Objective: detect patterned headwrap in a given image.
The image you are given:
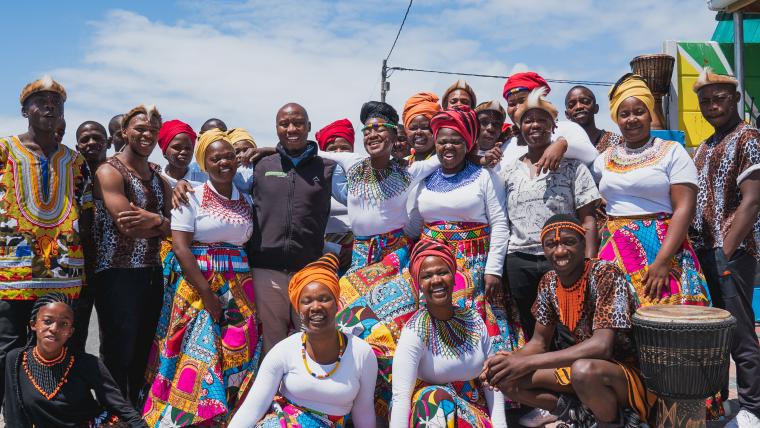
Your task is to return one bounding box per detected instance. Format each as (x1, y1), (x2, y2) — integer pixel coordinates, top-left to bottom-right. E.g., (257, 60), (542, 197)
(227, 128), (257, 149)
(288, 253), (341, 309)
(442, 79), (477, 109)
(195, 129), (232, 172)
(20, 75), (67, 105)
(608, 74), (655, 122)
(315, 119), (354, 151)
(502, 72), (550, 100)
(402, 92), (442, 130)
(540, 214), (586, 244)
(430, 106), (480, 151)
(360, 101), (399, 125)
(692, 66), (739, 93)
(158, 119), (197, 154)
(409, 239), (457, 292)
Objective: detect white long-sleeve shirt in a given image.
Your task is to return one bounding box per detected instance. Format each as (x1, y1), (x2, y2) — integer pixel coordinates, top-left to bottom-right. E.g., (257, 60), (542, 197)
(390, 308), (507, 428)
(319, 152), (440, 237)
(228, 333), (378, 428)
(408, 163), (509, 276)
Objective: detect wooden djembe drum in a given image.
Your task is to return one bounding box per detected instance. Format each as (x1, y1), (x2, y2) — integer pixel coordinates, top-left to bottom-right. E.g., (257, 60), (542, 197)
(633, 305), (735, 428)
(630, 54), (675, 130)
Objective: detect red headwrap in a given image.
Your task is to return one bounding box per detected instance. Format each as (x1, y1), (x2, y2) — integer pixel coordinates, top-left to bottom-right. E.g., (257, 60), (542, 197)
(315, 118), (355, 151)
(409, 239), (457, 292)
(502, 72), (550, 100)
(430, 106), (479, 151)
(158, 119), (197, 154)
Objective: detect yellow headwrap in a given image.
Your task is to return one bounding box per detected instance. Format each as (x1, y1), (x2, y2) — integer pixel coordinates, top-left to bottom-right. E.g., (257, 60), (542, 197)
(608, 75), (655, 122)
(288, 253), (340, 310)
(227, 128), (257, 149)
(195, 129), (232, 172)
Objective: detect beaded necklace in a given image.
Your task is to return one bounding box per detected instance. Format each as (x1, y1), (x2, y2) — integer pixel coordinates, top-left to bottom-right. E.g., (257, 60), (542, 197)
(556, 260), (591, 333)
(22, 346), (75, 400)
(424, 161), (482, 193)
(200, 183), (252, 225)
(301, 331), (346, 379)
(605, 137), (673, 173)
(411, 307), (480, 358)
(346, 158), (411, 202)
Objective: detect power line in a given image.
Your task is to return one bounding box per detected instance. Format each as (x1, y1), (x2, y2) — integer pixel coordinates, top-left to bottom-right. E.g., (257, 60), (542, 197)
(388, 66), (615, 87)
(385, 0), (414, 61)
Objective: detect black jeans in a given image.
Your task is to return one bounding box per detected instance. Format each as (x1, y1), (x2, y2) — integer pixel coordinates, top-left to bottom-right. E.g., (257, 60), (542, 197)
(94, 267), (163, 406)
(0, 300), (34, 409)
(504, 252), (552, 339)
(70, 284), (99, 354)
(698, 248), (760, 417)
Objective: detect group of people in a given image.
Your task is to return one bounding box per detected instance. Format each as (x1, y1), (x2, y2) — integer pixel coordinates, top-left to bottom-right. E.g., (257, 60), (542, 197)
(0, 65), (758, 428)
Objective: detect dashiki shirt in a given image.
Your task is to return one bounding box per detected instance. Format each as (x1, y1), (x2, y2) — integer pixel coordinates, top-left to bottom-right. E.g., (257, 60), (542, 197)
(691, 121), (760, 260)
(0, 136), (92, 300)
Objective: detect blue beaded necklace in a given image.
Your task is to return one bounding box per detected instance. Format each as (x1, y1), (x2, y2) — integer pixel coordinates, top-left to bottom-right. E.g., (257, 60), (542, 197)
(424, 161), (482, 193)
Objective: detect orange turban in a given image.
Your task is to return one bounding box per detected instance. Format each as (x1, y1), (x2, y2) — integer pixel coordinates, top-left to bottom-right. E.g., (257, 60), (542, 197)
(288, 253), (340, 309)
(403, 92), (442, 130)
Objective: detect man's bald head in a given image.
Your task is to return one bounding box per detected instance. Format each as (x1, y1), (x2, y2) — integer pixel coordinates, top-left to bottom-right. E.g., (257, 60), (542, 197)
(276, 103), (311, 154)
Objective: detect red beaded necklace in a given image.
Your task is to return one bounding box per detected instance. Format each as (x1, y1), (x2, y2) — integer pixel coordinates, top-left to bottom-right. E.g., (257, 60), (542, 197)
(556, 261), (590, 333)
(23, 346), (75, 400)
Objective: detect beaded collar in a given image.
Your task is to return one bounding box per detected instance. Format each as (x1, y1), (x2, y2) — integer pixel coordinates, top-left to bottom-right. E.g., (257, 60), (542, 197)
(200, 182), (251, 225)
(22, 346), (75, 400)
(605, 137), (674, 173)
(424, 161), (482, 193)
(409, 307), (481, 358)
(346, 158), (412, 203)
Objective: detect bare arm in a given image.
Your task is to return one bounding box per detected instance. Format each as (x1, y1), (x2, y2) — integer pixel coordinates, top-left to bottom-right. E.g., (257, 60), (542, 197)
(171, 230), (222, 321)
(723, 171), (760, 259)
(643, 183), (696, 299)
(577, 202), (599, 258)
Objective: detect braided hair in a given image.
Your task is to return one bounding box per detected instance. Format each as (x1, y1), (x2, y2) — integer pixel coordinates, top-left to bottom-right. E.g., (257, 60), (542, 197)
(11, 292), (74, 425)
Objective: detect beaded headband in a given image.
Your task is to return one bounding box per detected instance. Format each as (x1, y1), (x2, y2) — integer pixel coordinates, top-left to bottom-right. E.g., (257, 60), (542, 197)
(505, 87), (529, 97)
(540, 221), (586, 243)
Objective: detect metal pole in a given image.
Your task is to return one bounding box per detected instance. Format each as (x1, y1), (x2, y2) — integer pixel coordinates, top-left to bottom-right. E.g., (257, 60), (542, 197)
(381, 60), (388, 102)
(734, 11), (745, 118)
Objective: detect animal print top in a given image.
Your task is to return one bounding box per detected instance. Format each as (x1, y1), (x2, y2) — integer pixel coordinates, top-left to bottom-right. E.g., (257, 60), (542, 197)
(532, 259), (638, 364)
(94, 157), (166, 272)
(594, 130), (623, 154)
(691, 122), (760, 260)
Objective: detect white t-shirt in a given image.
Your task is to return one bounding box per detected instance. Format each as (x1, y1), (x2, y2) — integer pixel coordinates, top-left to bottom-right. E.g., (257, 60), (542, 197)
(160, 170), (203, 189)
(409, 163), (509, 276)
(170, 181), (254, 246)
(228, 333), (378, 428)
(593, 138), (698, 217)
(319, 151), (440, 237)
(495, 121), (598, 174)
(390, 308), (507, 428)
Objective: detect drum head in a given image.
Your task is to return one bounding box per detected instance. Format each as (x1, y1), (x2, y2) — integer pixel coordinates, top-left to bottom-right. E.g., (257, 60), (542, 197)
(634, 305), (731, 324)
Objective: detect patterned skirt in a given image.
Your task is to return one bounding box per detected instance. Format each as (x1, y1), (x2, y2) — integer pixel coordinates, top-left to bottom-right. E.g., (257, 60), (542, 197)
(598, 214), (711, 307)
(337, 228), (417, 417)
(410, 380), (493, 428)
(256, 396), (348, 428)
(142, 243), (263, 427)
(422, 221), (525, 353)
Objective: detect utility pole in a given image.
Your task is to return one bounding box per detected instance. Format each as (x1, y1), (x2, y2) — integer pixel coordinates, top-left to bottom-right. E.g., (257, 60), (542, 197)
(381, 60), (390, 102)
(734, 11), (745, 119)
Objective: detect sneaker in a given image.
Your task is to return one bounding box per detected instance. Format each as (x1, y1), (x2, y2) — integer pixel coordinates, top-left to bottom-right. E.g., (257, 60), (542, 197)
(519, 408), (558, 427)
(725, 409), (760, 428)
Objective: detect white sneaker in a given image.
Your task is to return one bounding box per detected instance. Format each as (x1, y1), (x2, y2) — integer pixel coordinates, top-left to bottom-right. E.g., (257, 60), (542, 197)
(725, 409), (760, 428)
(519, 407), (558, 427)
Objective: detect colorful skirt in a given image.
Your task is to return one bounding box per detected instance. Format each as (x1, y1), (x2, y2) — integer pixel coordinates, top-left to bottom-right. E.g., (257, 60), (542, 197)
(409, 380), (493, 428)
(256, 396), (348, 428)
(337, 229), (416, 417)
(142, 243), (263, 427)
(422, 221), (525, 354)
(599, 215), (711, 307)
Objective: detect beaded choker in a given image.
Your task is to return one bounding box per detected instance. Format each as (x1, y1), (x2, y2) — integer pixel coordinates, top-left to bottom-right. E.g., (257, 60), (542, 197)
(301, 332), (346, 379)
(556, 260), (591, 333)
(411, 307), (480, 358)
(424, 161), (482, 193)
(346, 158), (411, 202)
(23, 346), (75, 400)
(605, 138), (673, 173)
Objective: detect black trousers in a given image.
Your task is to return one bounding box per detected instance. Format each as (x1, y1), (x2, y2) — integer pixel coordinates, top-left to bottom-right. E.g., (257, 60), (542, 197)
(698, 248), (760, 417)
(504, 252), (552, 339)
(94, 267), (163, 406)
(70, 284), (99, 354)
(0, 299), (34, 409)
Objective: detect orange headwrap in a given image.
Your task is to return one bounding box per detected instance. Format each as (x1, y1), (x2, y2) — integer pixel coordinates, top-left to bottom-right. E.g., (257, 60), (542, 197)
(288, 253), (340, 309)
(403, 92), (442, 130)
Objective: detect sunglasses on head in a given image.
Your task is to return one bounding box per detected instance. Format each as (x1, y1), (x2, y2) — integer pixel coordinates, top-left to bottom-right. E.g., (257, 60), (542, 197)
(361, 122), (398, 133)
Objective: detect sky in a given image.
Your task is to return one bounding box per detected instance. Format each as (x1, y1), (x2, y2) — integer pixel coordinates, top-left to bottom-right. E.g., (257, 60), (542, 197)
(1, 0), (718, 163)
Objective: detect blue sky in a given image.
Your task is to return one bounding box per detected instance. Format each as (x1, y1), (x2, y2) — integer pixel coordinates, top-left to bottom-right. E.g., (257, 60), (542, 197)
(2, 0), (717, 160)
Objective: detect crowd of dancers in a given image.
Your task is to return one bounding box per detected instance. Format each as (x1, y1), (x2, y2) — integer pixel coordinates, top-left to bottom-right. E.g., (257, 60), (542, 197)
(0, 67), (758, 428)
